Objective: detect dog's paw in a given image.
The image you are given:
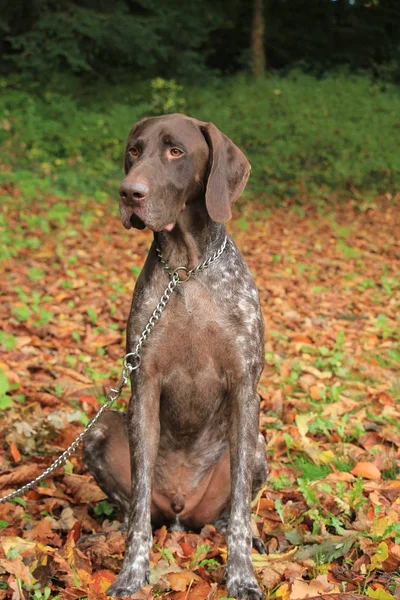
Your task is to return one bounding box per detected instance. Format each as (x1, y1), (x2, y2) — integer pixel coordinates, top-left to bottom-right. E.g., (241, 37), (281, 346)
(106, 569), (149, 598)
(227, 574), (263, 600)
(252, 535), (268, 554)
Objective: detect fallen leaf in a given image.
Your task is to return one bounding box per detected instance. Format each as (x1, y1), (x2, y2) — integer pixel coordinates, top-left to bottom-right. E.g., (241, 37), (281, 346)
(302, 365), (333, 380)
(9, 442), (21, 463)
(0, 462), (51, 490)
(351, 462), (381, 480)
(90, 569), (116, 594)
(173, 580), (212, 600)
(0, 557), (33, 586)
(276, 582), (290, 600)
(63, 474), (106, 503)
(167, 571), (201, 592)
(290, 578), (324, 599)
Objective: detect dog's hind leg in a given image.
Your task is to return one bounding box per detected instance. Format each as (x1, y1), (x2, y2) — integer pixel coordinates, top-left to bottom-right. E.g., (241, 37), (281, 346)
(82, 410), (132, 519)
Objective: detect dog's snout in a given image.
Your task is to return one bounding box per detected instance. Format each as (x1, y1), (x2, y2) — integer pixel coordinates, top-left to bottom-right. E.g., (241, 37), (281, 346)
(119, 180), (149, 204)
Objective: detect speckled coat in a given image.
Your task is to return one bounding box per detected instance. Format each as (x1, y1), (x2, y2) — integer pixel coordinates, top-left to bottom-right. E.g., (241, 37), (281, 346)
(83, 114), (268, 600)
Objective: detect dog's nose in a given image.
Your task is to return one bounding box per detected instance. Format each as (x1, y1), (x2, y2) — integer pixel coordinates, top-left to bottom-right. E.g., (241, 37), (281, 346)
(119, 180), (149, 204)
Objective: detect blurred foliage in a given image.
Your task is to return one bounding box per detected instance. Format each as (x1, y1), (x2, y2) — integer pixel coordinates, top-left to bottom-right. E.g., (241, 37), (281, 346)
(0, 0), (230, 82)
(0, 72), (399, 200)
(0, 0), (399, 82)
(0, 0), (399, 201)
(149, 78), (186, 115)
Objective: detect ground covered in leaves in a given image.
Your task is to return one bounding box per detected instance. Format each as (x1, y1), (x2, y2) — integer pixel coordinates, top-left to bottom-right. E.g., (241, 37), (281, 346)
(0, 191), (399, 600)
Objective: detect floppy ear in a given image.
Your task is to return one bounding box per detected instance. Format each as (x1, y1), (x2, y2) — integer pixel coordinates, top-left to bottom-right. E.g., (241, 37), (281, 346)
(124, 117), (151, 174)
(201, 123), (251, 223)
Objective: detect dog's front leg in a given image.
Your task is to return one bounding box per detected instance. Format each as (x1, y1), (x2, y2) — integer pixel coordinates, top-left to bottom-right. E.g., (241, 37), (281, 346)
(226, 378), (263, 600)
(107, 376), (160, 598)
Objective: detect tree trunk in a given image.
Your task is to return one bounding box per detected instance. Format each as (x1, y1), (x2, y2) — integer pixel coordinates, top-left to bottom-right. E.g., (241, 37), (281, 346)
(251, 0), (266, 77)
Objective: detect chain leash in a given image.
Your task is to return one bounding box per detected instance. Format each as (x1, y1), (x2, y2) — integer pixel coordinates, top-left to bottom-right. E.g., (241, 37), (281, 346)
(0, 236), (228, 504)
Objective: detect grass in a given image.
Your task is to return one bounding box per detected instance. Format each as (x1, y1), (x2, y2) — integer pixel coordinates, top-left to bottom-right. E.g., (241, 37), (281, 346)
(0, 71), (399, 202)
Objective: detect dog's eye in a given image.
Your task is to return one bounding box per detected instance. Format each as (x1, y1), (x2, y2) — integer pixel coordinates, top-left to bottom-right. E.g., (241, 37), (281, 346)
(128, 147), (139, 157)
(170, 148), (183, 157)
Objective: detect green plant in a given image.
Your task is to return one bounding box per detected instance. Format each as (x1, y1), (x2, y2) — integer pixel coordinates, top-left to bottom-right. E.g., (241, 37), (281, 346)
(190, 544), (211, 568)
(1, 73), (399, 202)
(149, 78), (186, 115)
(0, 371), (12, 409)
(0, 332), (16, 350)
(94, 500), (114, 516)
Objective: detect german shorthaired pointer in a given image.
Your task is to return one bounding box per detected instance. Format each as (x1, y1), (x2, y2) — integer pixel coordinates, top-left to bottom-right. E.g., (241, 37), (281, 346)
(83, 114), (268, 599)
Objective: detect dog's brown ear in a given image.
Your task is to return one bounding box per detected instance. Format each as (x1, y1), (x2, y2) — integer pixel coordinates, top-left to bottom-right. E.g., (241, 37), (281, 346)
(201, 123), (251, 223)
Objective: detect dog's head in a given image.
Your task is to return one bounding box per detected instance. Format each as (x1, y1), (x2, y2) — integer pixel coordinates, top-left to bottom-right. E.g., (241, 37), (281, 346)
(119, 113), (251, 232)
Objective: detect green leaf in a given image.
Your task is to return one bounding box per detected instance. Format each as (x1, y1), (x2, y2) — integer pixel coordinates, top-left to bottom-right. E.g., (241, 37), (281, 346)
(0, 395), (13, 409)
(367, 587), (396, 600)
(371, 541), (389, 570)
(296, 534), (357, 561)
(0, 371), (10, 396)
(12, 497), (26, 509)
(285, 529), (304, 545)
(274, 498), (285, 523)
(131, 265), (142, 276)
(94, 500), (114, 516)
(28, 267), (45, 281)
(87, 308), (97, 325)
(190, 543), (210, 568)
(64, 460), (74, 475)
(236, 217), (249, 231)
(12, 305), (31, 322)
(0, 371), (12, 409)
(0, 332), (16, 350)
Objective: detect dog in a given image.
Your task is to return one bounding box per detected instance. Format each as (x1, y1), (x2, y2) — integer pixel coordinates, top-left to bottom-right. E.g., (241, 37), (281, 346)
(83, 113), (268, 600)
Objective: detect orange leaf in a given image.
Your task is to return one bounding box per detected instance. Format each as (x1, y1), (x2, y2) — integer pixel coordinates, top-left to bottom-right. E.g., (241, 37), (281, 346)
(90, 569), (116, 593)
(79, 394), (99, 409)
(9, 442), (21, 463)
(179, 541), (193, 557)
(167, 571), (200, 592)
(291, 335), (313, 344)
(187, 581), (212, 600)
(351, 462), (381, 480)
(309, 384), (323, 400)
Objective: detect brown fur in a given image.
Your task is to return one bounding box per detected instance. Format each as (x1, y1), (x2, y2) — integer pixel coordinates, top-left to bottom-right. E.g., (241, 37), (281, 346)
(83, 114), (267, 600)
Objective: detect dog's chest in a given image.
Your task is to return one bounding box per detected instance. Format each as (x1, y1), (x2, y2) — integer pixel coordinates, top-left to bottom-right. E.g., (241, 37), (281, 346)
(150, 281), (234, 371)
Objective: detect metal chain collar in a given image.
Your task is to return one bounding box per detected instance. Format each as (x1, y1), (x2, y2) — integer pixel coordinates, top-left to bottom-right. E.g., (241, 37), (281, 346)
(0, 236), (228, 503)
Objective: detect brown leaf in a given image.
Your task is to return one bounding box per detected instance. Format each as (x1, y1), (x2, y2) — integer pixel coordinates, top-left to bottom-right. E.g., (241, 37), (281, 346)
(301, 365), (332, 380)
(7, 577), (26, 600)
(290, 578), (325, 599)
(262, 561), (291, 589)
(53, 366), (92, 384)
(24, 517), (62, 546)
(0, 462), (51, 490)
(0, 557), (33, 586)
(63, 474), (106, 503)
(171, 580), (212, 600)
(59, 507), (79, 530)
(325, 472), (355, 483)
